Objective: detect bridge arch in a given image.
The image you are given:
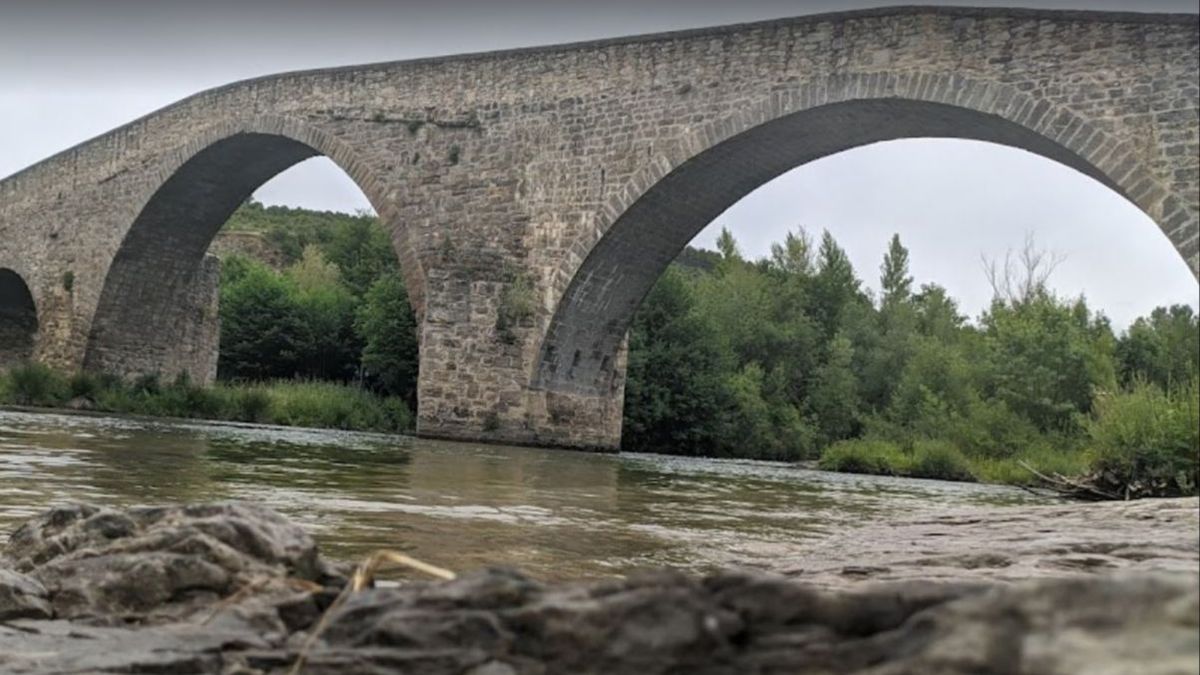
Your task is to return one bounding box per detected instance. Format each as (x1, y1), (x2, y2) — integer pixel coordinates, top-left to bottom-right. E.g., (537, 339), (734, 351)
(82, 115), (425, 382)
(0, 268), (38, 369)
(533, 72), (1195, 398)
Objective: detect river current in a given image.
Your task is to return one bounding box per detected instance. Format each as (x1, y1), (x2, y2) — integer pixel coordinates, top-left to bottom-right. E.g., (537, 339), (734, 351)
(0, 409), (1051, 581)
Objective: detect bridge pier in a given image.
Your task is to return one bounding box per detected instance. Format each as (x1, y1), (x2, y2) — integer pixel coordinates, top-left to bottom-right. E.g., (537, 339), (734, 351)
(413, 267), (627, 451)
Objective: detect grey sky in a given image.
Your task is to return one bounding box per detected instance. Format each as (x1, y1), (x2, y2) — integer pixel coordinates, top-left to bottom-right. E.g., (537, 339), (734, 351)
(2, 0), (1197, 326)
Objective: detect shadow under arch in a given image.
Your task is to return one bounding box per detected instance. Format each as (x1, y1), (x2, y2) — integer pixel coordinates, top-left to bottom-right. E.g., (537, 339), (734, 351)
(82, 115), (425, 382)
(0, 268), (38, 368)
(534, 76), (1193, 399)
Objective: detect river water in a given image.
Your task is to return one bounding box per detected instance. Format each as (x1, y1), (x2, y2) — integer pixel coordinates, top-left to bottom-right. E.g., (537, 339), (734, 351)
(0, 409), (1053, 581)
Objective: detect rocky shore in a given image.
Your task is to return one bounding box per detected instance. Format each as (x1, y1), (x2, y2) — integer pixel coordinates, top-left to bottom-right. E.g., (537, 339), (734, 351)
(1, 500), (1197, 674)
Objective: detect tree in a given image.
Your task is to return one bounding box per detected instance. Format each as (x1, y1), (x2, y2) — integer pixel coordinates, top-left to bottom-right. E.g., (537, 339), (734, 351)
(981, 293), (1116, 432)
(879, 233), (913, 307)
(769, 228), (815, 278)
(807, 333), (861, 444)
(622, 268), (734, 455)
(912, 284), (965, 342)
(811, 230), (863, 340)
(323, 214), (400, 298)
(859, 234), (917, 411)
(355, 273), (420, 403)
(1117, 304), (1200, 390)
(715, 227), (742, 268)
(982, 232), (1065, 306)
(218, 259), (305, 380)
(286, 247), (359, 381)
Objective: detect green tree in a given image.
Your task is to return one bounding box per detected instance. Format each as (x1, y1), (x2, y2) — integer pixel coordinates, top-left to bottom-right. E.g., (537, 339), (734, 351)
(715, 226), (742, 266)
(808, 333), (861, 444)
(286, 247), (360, 381)
(858, 234), (918, 411)
(355, 273), (420, 402)
(622, 268), (734, 455)
(1117, 304), (1200, 389)
(323, 213), (400, 297)
(768, 228), (815, 277)
(218, 258), (304, 380)
(811, 230), (864, 340)
(981, 293), (1116, 432)
(879, 233), (913, 307)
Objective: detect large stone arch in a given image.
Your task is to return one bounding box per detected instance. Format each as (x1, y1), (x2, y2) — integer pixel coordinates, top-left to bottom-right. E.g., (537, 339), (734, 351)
(0, 268), (38, 369)
(533, 72), (1196, 401)
(82, 115), (426, 383)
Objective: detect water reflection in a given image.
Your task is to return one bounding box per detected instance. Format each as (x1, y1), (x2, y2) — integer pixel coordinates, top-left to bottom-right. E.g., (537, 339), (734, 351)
(0, 410), (1050, 580)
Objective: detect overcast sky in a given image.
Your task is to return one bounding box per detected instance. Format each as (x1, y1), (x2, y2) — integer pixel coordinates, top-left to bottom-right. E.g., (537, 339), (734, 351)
(2, 1), (1197, 327)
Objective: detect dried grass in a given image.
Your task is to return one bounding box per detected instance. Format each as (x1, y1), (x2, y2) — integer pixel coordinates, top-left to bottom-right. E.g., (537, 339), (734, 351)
(287, 550), (456, 675)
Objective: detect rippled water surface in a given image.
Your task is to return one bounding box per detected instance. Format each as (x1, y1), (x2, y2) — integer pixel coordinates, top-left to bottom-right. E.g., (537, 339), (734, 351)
(0, 410), (1051, 580)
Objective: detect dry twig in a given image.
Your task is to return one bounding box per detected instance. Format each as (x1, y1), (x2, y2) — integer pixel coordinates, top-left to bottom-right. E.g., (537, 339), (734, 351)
(287, 550), (456, 675)
(1017, 460), (1122, 501)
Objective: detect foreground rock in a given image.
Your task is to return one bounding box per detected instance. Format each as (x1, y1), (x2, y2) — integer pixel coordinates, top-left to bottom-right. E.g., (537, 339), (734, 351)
(1, 502), (1196, 675)
(2, 502), (338, 623)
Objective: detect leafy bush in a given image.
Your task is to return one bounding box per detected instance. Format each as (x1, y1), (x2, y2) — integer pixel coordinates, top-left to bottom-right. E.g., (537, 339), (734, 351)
(3, 363), (68, 406)
(1085, 379), (1199, 497)
(907, 440), (975, 482)
(265, 380), (413, 432)
(819, 439), (908, 475)
(970, 442), (1088, 486)
(496, 269), (537, 344)
(68, 372), (102, 400)
(230, 388), (272, 423)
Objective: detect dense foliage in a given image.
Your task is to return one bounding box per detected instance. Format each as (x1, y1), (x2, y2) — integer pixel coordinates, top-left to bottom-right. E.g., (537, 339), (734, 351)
(624, 226), (1199, 492)
(217, 201), (419, 406)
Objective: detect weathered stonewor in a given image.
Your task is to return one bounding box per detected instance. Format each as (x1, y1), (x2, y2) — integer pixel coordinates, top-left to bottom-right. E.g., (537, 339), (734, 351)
(0, 7), (1196, 449)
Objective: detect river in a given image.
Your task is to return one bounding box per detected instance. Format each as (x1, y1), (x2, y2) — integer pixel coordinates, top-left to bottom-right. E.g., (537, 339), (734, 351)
(0, 409), (1074, 582)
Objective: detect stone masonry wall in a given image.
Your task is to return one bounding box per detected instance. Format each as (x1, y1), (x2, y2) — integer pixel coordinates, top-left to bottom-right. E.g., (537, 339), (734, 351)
(0, 7), (1195, 449)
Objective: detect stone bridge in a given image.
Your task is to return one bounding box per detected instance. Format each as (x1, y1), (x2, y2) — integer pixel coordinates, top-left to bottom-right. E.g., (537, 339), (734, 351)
(1, 6), (1197, 449)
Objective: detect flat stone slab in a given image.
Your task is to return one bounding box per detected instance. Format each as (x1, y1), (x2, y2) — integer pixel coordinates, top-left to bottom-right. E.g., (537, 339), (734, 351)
(778, 496), (1200, 589)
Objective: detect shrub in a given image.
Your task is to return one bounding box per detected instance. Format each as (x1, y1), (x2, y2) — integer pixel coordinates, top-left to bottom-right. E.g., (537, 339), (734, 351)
(3, 363), (68, 406)
(907, 440), (975, 482)
(1085, 379), (1199, 497)
(263, 380), (413, 432)
(496, 269), (537, 343)
(68, 372), (102, 400)
(819, 439), (908, 475)
(970, 444), (1088, 486)
(230, 387), (273, 423)
(380, 396), (416, 432)
(131, 373), (162, 395)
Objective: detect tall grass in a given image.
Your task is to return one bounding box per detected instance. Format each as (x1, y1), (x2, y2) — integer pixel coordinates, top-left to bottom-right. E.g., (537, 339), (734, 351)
(819, 438), (976, 482)
(819, 435), (1090, 486)
(0, 364), (414, 434)
(818, 439), (908, 476)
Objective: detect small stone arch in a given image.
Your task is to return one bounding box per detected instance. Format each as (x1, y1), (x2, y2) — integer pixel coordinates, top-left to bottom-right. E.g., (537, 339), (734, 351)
(82, 115), (425, 382)
(0, 268), (38, 368)
(534, 72), (1196, 397)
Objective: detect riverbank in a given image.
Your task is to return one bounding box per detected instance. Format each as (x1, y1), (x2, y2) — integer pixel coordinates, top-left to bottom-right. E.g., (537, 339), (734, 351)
(1, 500), (1195, 674)
(0, 364), (413, 433)
(3, 362), (1196, 495)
